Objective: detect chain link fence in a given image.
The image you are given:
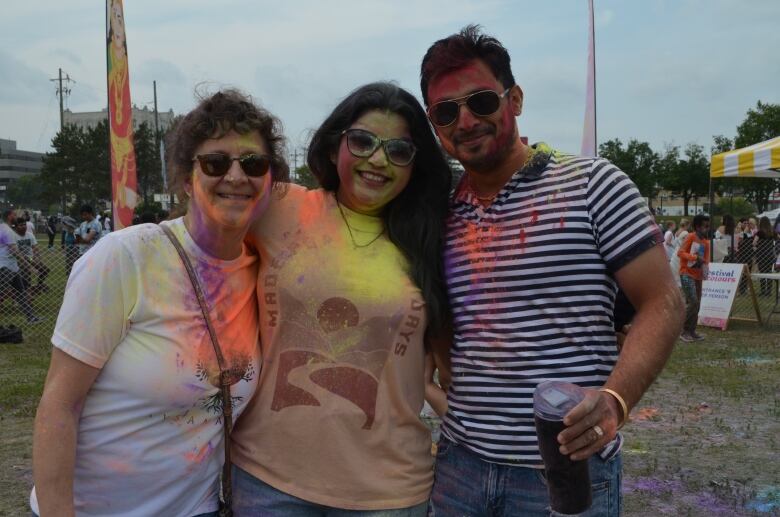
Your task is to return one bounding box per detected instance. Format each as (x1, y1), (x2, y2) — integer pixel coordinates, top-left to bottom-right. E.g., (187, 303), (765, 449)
(3, 231), (778, 346)
(0, 234), (72, 344)
(724, 237), (780, 327)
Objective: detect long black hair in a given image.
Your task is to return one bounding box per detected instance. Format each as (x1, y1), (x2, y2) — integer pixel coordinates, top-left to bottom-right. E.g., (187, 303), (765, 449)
(307, 82), (452, 334)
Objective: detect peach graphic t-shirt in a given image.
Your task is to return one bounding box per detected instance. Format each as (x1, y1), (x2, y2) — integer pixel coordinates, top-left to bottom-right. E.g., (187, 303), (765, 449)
(233, 186), (432, 510)
(30, 218), (260, 517)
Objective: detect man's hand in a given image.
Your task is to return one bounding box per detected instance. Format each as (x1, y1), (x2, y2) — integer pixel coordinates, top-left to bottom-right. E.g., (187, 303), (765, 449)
(557, 389), (622, 461)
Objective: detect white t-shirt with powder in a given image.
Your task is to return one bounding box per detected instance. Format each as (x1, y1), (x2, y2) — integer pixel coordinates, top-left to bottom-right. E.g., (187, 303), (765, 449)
(30, 218), (261, 516)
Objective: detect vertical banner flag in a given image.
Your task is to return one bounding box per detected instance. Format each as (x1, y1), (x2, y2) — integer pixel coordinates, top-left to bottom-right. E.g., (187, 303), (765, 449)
(106, 0), (138, 230)
(580, 0), (597, 157)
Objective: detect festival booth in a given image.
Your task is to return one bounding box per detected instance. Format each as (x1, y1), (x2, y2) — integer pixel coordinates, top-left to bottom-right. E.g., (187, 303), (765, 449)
(702, 136), (780, 328)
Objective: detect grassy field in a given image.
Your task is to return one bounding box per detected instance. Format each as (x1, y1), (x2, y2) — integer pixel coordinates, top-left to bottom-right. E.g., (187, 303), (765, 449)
(2, 323), (777, 516)
(1, 246), (778, 515)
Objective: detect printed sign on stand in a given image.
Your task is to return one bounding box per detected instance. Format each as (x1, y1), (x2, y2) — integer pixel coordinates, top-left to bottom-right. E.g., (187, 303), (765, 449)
(698, 263), (744, 330)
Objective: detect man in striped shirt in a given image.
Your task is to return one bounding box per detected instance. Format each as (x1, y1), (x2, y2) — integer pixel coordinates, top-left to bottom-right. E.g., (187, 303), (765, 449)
(421, 25), (684, 516)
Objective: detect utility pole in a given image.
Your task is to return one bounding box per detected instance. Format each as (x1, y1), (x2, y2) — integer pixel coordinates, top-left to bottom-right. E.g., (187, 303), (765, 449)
(153, 81), (173, 212)
(290, 148), (301, 183)
(50, 68), (75, 131)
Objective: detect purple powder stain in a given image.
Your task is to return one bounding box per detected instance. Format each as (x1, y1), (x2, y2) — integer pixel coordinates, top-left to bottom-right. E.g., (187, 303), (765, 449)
(624, 477), (683, 493)
(183, 383), (206, 393)
(297, 274), (305, 284)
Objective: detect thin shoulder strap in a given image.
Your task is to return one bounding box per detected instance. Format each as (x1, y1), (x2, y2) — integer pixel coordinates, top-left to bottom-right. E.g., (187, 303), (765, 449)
(160, 223), (233, 515)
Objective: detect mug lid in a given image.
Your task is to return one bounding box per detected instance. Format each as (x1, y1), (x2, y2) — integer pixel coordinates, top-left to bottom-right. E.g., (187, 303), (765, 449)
(533, 380), (585, 421)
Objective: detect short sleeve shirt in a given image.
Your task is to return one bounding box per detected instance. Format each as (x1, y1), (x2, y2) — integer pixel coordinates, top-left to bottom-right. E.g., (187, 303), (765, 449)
(30, 218), (261, 516)
(232, 186), (433, 510)
(0, 223), (19, 272)
(77, 218), (103, 255)
(15, 230), (37, 258)
(441, 144), (662, 466)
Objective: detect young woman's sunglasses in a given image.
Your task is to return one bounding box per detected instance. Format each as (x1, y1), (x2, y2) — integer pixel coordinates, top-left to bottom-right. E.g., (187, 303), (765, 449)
(341, 128), (417, 167)
(193, 153), (271, 177)
(427, 87), (513, 127)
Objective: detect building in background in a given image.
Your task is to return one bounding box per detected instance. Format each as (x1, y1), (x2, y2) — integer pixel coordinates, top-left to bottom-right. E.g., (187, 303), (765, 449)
(64, 105), (175, 132)
(0, 139), (44, 204)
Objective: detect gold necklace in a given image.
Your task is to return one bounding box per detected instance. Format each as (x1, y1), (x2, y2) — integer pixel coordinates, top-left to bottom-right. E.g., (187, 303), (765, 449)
(466, 174), (502, 203)
(335, 197), (385, 248)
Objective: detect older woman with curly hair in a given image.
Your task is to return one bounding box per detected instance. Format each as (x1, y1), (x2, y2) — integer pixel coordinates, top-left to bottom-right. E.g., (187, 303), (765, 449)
(31, 89), (288, 517)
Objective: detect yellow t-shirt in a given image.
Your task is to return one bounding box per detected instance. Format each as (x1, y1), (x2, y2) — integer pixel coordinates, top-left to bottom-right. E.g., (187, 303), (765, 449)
(232, 186), (433, 510)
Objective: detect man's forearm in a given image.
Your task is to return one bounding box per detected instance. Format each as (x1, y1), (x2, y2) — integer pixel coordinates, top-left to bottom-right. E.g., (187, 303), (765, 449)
(604, 290), (684, 415)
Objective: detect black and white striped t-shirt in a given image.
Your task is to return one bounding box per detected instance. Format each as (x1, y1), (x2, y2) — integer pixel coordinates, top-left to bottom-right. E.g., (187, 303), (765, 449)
(441, 143), (662, 467)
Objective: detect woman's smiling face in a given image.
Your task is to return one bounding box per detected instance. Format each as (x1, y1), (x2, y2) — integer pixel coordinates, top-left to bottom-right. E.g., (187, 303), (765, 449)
(333, 110), (413, 216)
(187, 130), (272, 231)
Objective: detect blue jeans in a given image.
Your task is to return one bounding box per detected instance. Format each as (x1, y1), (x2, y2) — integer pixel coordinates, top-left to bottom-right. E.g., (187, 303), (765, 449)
(429, 437), (622, 517)
(232, 465), (428, 517)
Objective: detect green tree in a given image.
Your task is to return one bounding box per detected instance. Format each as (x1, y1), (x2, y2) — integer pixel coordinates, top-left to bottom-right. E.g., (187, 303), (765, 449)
(599, 139), (659, 207)
(81, 120), (111, 203)
(6, 174), (45, 209)
(292, 165), (319, 189)
(715, 196), (755, 219)
(732, 101), (780, 212)
(659, 143), (710, 216)
(134, 121), (163, 202)
(39, 124), (88, 213)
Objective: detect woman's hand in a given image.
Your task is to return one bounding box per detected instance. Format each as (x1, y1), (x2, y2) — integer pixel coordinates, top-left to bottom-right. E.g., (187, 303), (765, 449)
(424, 352), (448, 417)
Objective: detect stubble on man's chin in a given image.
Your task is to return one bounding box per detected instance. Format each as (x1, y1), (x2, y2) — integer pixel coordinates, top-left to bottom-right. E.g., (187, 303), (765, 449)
(455, 123), (519, 175)
(457, 141), (515, 175)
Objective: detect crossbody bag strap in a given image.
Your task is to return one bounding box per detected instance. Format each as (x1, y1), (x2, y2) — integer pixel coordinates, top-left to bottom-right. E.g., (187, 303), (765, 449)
(160, 224), (233, 515)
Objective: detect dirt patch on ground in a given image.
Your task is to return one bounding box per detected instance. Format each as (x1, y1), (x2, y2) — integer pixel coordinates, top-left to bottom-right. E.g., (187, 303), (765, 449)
(621, 323), (780, 516)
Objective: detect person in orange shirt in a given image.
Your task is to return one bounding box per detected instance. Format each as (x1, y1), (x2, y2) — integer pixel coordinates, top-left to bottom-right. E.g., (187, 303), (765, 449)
(677, 214), (711, 342)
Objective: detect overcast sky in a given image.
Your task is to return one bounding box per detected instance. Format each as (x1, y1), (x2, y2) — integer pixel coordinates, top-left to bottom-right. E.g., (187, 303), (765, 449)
(1, 0), (778, 160)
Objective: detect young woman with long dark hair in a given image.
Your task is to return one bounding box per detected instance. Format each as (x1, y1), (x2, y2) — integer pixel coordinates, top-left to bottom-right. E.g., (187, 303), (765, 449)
(232, 82), (452, 515)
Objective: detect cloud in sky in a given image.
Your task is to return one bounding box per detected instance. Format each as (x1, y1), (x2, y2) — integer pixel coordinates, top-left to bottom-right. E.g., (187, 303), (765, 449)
(1, 0), (778, 156)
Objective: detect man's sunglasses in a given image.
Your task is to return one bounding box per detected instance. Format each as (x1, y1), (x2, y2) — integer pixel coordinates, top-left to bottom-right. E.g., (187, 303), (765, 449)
(342, 128), (417, 167)
(193, 153), (272, 177)
(427, 87), (513, 127)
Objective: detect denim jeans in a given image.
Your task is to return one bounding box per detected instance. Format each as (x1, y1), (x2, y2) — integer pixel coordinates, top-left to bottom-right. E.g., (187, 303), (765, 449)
(232, 465), (428, 517)
(680, 274), (702, 334)
(429, 437), (622, 517)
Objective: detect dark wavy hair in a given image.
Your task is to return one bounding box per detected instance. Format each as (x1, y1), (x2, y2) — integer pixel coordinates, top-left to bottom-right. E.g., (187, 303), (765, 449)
(420, 24), (516, 106)
(307, 82), (452, 333)
(166, 89), (289, 211)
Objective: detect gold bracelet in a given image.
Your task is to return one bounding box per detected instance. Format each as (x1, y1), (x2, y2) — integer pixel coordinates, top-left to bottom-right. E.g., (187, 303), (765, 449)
(599, 388), (629, 429)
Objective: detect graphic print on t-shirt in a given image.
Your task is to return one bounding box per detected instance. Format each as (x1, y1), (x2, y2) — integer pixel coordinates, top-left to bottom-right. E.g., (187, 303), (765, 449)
(195, 352), (256, 418)
(269, 288), (406, 430)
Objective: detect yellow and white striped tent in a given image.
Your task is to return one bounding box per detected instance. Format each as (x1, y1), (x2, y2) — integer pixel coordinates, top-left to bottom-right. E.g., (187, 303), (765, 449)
(710, 136), (780, 178)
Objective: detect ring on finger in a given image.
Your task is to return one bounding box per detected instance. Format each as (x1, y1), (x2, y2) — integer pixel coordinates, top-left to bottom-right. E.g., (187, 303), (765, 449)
(592, 425), (604, 439)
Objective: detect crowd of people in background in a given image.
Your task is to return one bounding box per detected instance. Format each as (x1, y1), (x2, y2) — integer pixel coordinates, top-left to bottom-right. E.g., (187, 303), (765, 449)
(660, 211), (780, 343)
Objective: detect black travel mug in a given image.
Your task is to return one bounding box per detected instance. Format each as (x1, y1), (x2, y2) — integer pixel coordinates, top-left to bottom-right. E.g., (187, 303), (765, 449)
(533, 380), (593, 515)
